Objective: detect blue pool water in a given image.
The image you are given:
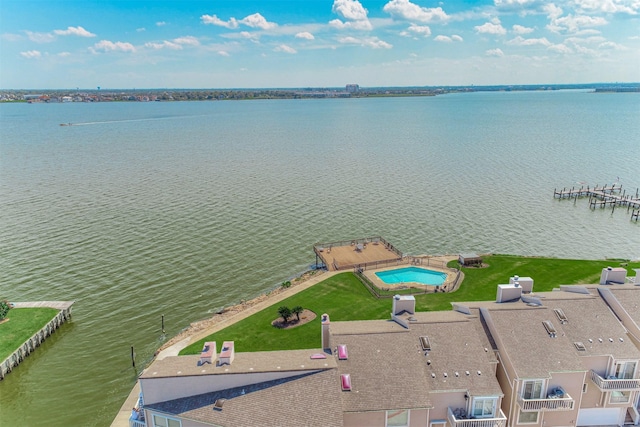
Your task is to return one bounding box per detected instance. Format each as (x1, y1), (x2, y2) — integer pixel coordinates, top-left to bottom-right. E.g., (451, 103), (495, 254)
(375, 267), (447, 286)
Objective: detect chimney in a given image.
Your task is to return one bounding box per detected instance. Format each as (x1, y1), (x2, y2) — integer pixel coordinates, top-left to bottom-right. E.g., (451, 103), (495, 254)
(218, 341), (235, 365)
(321, 314), (331, 351)
(496, 283), (522, 303)
(392, 295), (415, 315)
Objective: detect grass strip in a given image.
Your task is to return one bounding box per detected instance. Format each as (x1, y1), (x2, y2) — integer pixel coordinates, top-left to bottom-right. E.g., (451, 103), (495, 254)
(181, 255), (638, 355)
(0, 308), (60, 362)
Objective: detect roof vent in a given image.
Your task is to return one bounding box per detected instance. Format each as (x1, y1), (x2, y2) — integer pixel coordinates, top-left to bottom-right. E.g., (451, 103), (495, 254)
(543, 320), (557, 337)
(598, 338), (603, 343)
(431, 373), (436, 378)
(444, 372), (448, 378)
(574, 342), (586, 351)
(465, 371), (470, 376)
(554, 308), (568, 324)
(419, 336), (432, 351)
(477, 371), (482, 376)
(588, 338), (593, 343)
(426, 359), (431, 365)
(609, 338), (614, 342)
(341, 374), (352, 391)
(338, 344), (348, 360)
(213, 399), (226, 411)
(455, 372), (459, 377)
(620, 337), (624, 342)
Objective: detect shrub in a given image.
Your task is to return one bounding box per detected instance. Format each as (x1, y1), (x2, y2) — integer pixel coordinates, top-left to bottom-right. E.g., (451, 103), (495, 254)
(0, 300), (12, 321)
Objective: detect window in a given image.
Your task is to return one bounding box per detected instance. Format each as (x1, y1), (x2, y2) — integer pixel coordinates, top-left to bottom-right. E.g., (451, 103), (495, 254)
(522, 380), (544, 399)
(518, 410), (538, 424)
(610, 390), (631, 404)
(614, 361), (636, 379)
(582, 383), (588, 393)
(153, 414), (181, 427)
(472, 397), (497, 418)
(386, 409), (409, 427)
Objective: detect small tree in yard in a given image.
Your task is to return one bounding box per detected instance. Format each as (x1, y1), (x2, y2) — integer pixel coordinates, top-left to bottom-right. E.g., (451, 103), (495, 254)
(292, 306), (304, 322)
(278, 306), (292, 324)
(0, 300), (12, 321)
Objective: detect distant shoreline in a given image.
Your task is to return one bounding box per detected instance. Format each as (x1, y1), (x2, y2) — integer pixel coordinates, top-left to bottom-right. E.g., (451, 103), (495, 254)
(1, 83), (638, 103)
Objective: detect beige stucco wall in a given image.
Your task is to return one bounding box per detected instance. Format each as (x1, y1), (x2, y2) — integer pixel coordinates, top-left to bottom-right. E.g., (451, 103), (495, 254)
(342, 408), (429, 427)
(343, 410), (385, 426)
(428, 392), (466, 421)
(540, 371), (584, 427)
(579, 355), (609, 408)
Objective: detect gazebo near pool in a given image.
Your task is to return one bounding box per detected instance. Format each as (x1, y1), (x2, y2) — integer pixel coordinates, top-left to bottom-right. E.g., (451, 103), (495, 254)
(313, 237), (403, 271)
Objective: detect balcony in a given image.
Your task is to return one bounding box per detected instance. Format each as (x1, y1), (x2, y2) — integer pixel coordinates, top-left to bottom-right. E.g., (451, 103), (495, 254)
(517, 393), (574, 411)
(447, 407), (507, 427)
(590, 370), (640, 391)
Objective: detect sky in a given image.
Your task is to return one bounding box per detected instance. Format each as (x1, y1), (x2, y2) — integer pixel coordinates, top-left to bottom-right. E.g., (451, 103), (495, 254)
(1, 0), (639, 89)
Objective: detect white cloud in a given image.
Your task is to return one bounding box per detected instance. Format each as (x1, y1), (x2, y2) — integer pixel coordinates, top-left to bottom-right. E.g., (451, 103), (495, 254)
(201, 13), (276, 30)
(383, 0), (449, 23)
(295, 32), (315, 40)
(330, 0), (372, 30)
(240, 13), (277, 30)
(543, 3), (563, 20)
(156, 21), (166, 27)
(174, 36), (199, 46)
(506, 36), (551, 46)
(599, 41), (626, 50)
(547, 14), (608, 33)
(274, 44), (297, 54)
(218, 50), (230, 56)
(201, 14), (239, 29)
(512, 24), (534, 34)
(145, 41), (182, 50)
(329, 19), (373, 30)
(91, 40), (136, 53)
(53, 26), (96, 37)
(332, 0), (369, 21)
(475, 21), (507, 35)
(548, 43), (573, 53)
(20, 50), (42, 59)
(58, 52), (71, 57)
(434, 35), (452, 42)
(25, 31), (55, 43)
(573, 0), (639, 15)
(434, 34), (464, 42)
(338, 36), (393, 49)
(406, 24), (432, 37)
(136, 28), (146, 32)
(485, 48), (505, 56)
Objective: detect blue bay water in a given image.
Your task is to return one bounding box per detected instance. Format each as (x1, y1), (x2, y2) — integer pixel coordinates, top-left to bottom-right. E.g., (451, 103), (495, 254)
(0, 90), (639, 426)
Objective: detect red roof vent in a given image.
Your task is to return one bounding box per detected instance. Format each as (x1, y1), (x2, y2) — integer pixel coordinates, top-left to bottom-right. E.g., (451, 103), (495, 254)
(341, 374), (352, 391)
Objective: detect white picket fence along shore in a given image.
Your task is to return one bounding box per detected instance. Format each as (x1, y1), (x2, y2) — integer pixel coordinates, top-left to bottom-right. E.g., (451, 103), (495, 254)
(0, 301), (74, 380)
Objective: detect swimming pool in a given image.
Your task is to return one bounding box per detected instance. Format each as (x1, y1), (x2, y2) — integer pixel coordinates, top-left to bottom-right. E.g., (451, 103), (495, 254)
(375, 267), (447, 286)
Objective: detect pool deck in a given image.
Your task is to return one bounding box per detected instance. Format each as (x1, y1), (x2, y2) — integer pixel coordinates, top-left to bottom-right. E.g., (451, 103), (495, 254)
(363, 262), (457, 291)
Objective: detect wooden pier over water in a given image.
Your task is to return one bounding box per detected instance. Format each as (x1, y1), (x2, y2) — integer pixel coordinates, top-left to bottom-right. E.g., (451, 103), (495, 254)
(553, 184), (640, 221)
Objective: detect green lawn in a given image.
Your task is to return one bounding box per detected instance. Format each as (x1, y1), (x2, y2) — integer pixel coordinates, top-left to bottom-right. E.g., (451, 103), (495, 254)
(0, 308), (60, 362)
(180, 255), (639, 355)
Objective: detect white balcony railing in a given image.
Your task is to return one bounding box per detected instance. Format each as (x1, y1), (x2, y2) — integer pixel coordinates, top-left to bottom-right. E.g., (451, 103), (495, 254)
(447, 407), (507, 427)
(590, 370), (640, 391)
(517, 394), (574, 411)
(129, 420), (145, 427)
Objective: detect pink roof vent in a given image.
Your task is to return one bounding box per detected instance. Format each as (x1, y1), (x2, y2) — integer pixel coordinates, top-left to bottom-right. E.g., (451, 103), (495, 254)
(341, 374), (352, 391)
(338, 344), (348, 360)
